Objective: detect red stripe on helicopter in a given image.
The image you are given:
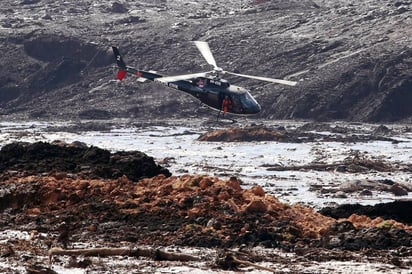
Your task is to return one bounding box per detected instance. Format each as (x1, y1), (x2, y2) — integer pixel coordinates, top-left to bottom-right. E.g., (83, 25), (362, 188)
(136, 71), (142, 77)
(117, 70), (127, 80)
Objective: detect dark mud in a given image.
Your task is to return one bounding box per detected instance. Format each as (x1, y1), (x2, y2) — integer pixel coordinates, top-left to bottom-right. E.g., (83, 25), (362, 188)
(0, 141), (171, 181)
(320, 201), (412, 226)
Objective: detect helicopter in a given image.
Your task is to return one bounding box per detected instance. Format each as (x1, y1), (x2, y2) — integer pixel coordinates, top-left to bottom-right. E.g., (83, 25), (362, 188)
(112, 41), (297, 119)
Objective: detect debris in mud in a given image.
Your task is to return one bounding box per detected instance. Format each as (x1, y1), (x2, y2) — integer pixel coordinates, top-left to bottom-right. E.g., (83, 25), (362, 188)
(264, 150), (412, 173)
(320, 201), (412, 225)
(0, 141), (411, 272)
(319, 217), (412, 250)
(318, 179), (412, 198)
(0, 173), (335, 246)
(2, 172), (411, 250)
(0, 142), (411, 250)
(197, 125), (294, 142)
(48, 246), (200, 262)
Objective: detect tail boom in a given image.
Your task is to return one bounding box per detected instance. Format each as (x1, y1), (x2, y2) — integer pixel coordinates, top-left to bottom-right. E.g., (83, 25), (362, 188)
(112, 46), (162, 81)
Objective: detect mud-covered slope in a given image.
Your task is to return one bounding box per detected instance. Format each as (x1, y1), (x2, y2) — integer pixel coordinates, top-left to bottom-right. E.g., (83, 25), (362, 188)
(0, 0), (411, 122)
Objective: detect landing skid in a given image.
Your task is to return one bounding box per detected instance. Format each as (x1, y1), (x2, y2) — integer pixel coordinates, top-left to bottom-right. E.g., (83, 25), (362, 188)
(204, 116), (236, 125)
(216, 111), (236, 124)
(218, 118), (237, 124)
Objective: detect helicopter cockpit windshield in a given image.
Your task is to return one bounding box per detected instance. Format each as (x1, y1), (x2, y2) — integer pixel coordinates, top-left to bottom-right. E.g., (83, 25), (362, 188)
(239, 91), (261, 114)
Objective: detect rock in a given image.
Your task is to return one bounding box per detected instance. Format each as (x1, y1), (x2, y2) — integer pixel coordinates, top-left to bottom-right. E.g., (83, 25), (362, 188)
(109, 2), (128, 13)
(217, 190), (230, 201)
(206, 218), (217, 227)
(42, 14), (52, 20)
(244, 199), (267, 213)
(0, 245), (15, 258)
(320, 201), (412, 225)
(373, 125), (392, 136)
(329, 221), (356, 233)
(334, 191), (348, 198)
(87, 224), (98, 232)
(117, 16), (145, 24)
(20, 0), (41, 5)
(389, 183), (408, 196)
(26, 264), (58, 274)
(78, 109), (112, 120)
(226, 177), (241, 191)
(52, 172), (67, 180)
(328, 236), (341, 247)
(378, 179), (396, 186)
(251, 185), (265, 197)
(199, 177), (214, 189)
(26, 208), (41, 216)
(359, 189), (372, 196)
(396, 5), (409, 14)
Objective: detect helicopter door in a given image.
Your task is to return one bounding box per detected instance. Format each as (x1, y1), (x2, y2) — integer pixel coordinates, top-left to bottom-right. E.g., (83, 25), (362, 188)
(229, 94), (243, 113)
(206, 90), (220, 109)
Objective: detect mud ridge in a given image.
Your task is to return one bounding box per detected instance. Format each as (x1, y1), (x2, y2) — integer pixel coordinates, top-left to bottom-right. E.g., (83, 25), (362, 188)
(197, 125), (401, 143)
(320, 201), (412, 225)
(0, 141), (171, 181)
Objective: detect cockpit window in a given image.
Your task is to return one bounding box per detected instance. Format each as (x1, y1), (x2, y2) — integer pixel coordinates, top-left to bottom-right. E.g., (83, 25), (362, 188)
(239, 92), (258, 107)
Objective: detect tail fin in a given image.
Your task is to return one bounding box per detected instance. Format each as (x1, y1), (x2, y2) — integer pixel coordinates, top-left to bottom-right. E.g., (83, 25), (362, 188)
(112, 46), (127, 80)
(112, 46), (126, 69)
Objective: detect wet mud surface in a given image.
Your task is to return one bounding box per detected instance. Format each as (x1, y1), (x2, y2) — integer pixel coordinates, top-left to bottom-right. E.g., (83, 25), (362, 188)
(0, 141), (411, 272)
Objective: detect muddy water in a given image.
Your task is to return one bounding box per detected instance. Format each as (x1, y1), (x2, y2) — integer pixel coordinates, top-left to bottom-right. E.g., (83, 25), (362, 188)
(0, 119), (411, 273)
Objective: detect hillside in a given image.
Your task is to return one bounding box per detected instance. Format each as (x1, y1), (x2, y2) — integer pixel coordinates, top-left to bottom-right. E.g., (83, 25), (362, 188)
(0, 0), (411, 122)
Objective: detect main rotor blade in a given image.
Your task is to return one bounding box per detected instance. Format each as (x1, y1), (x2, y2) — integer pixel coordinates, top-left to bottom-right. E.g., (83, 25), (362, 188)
(194, 41), (218, 69)
(155, 72), (210, 82)
(226, 71), (297, 86)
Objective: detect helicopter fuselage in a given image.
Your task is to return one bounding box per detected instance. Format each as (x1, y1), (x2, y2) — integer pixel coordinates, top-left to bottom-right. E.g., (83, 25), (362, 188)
(122, 66), (261, 115)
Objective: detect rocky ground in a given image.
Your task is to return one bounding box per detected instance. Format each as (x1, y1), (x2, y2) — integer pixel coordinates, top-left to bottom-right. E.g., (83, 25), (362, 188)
(0, 0), (411, 122)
